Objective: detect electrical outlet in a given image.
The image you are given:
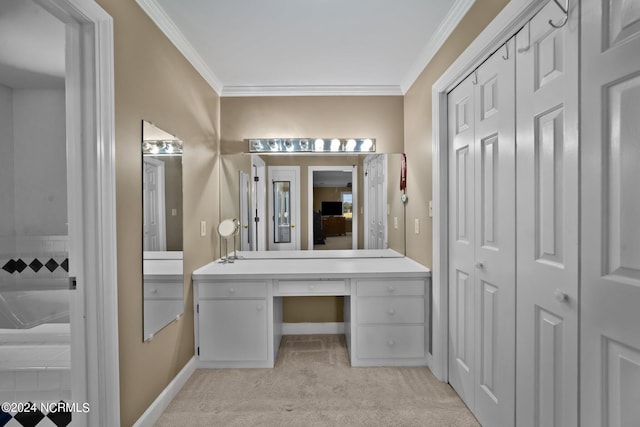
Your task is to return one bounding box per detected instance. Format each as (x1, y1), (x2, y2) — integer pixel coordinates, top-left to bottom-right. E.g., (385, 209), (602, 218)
(414, 218), (420, 234)
(200, 221), (207, 237)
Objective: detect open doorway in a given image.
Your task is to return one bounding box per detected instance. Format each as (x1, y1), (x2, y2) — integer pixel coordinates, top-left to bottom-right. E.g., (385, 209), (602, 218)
(308, 166), (358, 250)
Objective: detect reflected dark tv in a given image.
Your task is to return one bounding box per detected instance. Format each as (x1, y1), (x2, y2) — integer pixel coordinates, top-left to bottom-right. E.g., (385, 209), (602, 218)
(321, 201), (342, 216)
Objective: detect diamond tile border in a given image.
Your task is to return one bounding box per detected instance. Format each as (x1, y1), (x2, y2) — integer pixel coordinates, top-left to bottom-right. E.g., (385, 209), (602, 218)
(1, 258), (69, 275)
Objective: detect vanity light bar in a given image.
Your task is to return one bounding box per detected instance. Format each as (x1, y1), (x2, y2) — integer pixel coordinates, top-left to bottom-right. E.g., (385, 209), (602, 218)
(246, 138), (376, 153)
(142, 139), (183, 155)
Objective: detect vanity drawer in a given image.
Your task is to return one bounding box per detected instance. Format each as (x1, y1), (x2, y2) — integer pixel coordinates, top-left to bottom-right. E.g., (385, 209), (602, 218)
(356, 279), (425, 297)
(356, 325), (425, 359)
(357, 297), (424, 324)
(275, 280), (347, 295)
(144, 280), (183, 299)
(199, 282), (268, 299)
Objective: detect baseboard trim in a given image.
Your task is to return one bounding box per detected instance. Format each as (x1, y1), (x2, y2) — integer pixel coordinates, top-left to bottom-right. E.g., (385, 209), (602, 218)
(282, 322), (345, 335)
(133, 356), (198, 427)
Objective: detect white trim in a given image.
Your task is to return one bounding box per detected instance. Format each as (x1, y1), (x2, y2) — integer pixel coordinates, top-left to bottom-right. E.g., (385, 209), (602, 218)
(221, 85), (403, 97)
(307, 165), (358, 250)
(430, 0), (547, 383)
(282, 322), (345, 335)
(36, 0), (119, 424)
(135, 0), (223, 94)
(400, 0), (477, 93)
(133, 356), (198, 427)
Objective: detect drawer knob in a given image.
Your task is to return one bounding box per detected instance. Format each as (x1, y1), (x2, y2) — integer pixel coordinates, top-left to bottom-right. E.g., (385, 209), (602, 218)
(387, 308), (396, 316)
(387, 340), (396, 347)
(309, 285), (315, 290)
(256, 304), (264, 311)
(228, 287), (236, 294)
(387, 286), (395, 292)
(150, 289), (158, 294)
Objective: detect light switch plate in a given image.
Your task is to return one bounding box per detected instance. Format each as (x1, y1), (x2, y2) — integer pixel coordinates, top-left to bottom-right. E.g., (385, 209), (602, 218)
(394, 217), (398, 229)
(428, 200), (433, 218)
(414, 218), (420, 234)
(200, 221), (207, 237)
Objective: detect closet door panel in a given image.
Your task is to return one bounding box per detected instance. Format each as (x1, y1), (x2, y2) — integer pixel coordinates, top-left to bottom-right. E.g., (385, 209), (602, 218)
(448, 76), (476, 411)
(473, 39), (516, 427)
(516, 1), (580, 426)
(582, 0), (640, 424)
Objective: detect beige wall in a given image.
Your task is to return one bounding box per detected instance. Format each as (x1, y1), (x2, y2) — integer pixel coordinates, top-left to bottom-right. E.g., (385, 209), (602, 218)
(403, 0), (509, 268)
(96, 0), (221, 425)
(221, 96), (404, 153)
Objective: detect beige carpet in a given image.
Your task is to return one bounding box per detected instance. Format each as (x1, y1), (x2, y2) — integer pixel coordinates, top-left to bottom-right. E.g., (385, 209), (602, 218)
(156, 335), (479, 426)
(314, 233), (353, 250)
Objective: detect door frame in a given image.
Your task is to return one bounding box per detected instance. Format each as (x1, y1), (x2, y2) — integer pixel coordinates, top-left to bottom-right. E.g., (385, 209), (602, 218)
(143, 157), (167, 251)
(251, 155), (266, 251)
(39, 0), (120, 423)
(308, 165), (358, 250)
(430, 0), (547, 382)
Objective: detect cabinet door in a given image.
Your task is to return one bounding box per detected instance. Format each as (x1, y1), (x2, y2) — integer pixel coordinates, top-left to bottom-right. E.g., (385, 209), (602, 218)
(199, 299), (268, 362)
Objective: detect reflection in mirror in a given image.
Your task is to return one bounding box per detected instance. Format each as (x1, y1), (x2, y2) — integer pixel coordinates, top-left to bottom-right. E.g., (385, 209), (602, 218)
(273, 181), (291, 243)
(219, 152), (405, 255)
(142, 120), (184, 341)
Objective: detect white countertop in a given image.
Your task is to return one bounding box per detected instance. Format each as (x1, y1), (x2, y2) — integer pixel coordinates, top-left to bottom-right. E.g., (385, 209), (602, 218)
(235, 249), (404, 259)
(193, 255), (430, 281)
(143, 259), (183, 276)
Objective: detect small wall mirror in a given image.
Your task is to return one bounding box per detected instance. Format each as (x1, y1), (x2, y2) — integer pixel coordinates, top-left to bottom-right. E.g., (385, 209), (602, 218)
(142, 120), (184, 341)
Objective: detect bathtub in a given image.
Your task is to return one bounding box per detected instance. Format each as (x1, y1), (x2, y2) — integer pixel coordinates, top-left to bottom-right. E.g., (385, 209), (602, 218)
(0, 285), (72, 404)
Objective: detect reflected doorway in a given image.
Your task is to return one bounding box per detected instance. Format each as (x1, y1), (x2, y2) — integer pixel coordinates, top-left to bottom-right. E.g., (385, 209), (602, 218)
(309, 166), (357, 250)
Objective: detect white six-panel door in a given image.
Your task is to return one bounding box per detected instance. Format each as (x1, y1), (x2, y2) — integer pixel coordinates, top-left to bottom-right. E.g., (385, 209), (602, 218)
(581, 0), (640, 425)
(448, 39), (516, 427)
(515, 2), (580, 426)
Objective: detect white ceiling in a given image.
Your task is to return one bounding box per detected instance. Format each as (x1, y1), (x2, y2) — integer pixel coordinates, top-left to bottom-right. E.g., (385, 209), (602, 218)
(0, 0), (65, 89)
(138, 0), (476, 96)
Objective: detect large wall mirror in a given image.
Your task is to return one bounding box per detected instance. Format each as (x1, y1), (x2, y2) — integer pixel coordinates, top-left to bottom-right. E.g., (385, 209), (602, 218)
(220, 152), (405, 255)
(142, 120), (184, 341)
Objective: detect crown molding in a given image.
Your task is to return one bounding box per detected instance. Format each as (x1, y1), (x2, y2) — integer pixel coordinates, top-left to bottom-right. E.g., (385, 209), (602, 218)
(400, 0), (476, 93)
(136, 0), (223, 95)
(221, 85), (404, 97)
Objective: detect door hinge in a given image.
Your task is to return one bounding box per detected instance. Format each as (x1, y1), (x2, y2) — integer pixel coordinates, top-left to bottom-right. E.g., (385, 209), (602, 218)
(254, 217), (260, 223)
(196, 304), (199, 313)
(197, 346), (200, 356)
(69, 276), (77, 290)
(254, 176), (259, 182)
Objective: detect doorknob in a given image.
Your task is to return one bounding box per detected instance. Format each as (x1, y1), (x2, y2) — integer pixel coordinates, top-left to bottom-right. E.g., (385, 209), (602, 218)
(554, 289), (569, 303)
(291, 224), (295, 228)
(475, 261), (485, 269)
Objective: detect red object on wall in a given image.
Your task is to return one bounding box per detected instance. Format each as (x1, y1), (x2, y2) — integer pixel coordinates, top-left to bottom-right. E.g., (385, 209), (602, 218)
(400, 153), (407, 191)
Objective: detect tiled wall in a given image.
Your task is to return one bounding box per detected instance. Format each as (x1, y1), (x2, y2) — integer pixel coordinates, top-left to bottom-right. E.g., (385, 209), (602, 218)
(0, 236), (69, 285)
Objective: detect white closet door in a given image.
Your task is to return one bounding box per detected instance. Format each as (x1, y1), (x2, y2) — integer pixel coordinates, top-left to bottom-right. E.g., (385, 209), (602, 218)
(472, 38), (516, 427)
(581, 0), (640, 425)
(448, 40), (516, 426)
(448, 73), (477, 410)
(515, 2), (580, 426)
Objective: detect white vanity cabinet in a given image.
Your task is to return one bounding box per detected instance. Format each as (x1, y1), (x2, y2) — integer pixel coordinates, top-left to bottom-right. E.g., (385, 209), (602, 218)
(196, 281), (274, 368)
(193, 253), (430, 369)
(351, 278), (428, 366)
